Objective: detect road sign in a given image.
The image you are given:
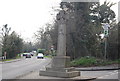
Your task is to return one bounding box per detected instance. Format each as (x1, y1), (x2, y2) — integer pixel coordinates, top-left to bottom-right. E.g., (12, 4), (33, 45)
(102, 23), (110, 30)
(104, 30), (108, 36)
(102, 23), (110, 36)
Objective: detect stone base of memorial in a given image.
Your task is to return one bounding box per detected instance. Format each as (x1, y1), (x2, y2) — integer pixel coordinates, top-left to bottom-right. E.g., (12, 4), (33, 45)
(39, 56), (80, 78)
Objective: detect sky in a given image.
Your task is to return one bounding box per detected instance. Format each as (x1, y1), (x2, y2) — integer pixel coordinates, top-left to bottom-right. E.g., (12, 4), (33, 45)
(0, 0), (119, 42)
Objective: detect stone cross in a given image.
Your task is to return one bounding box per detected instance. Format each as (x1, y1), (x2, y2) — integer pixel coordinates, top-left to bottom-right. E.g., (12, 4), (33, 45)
(56, 10), (66, 56)
(50, 10), (70, 68)
(40, 5), (80, 78)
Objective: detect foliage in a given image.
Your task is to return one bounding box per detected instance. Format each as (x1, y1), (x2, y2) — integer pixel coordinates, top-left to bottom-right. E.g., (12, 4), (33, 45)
(0, 27), (2, 57)
(70, 56), (119, 67)
(48, 1), (117, 60)
(107, 22), (119, 60)
(90, 1), (116, 24)
(1, 24), (23, 59)
(49, 2), (104, 59)
(37, 49), (46, 54)
(70, 56), (97, 67)
(34, 24), (53, 50)
(35, 1), (118, 61)
(22, 42), (36, 53)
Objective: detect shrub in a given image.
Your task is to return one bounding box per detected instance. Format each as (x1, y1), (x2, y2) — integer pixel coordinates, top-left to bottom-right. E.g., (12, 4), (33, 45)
(70, 56), (97, 67)
(70, 56), (120, 67)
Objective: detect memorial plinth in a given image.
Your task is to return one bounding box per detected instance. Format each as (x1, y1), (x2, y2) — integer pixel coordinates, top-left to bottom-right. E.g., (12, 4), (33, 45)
(40, 56), (80, 78)
(39, 8), (80, 78)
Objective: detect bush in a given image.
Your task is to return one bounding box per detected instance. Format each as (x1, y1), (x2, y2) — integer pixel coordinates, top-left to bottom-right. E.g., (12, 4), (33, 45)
(70, 56), (119, 67)
(70, 56), (97, 67)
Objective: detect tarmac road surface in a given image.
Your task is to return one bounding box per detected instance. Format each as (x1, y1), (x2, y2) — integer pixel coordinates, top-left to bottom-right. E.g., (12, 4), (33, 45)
(2, 56), (51, 79)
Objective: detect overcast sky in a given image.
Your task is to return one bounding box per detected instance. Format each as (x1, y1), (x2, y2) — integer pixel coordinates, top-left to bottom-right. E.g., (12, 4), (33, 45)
(0, 0), (119, 42)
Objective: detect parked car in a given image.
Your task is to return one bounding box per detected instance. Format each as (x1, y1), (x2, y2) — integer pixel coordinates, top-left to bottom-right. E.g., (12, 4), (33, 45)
(26, 53), (31, 58)
(23, 53), (28, 56)
(37, 53), (44, 59)
(30, 52), (34, 56)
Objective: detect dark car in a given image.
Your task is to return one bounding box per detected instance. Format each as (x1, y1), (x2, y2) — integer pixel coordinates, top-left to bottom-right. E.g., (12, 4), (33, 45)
(26, 53), (31, 58)
(23, 53), (28, 56)
(30, 52), (34, 56)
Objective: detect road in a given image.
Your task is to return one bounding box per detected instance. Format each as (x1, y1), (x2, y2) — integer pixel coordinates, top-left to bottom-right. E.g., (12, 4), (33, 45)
(2, 56), (51, 79)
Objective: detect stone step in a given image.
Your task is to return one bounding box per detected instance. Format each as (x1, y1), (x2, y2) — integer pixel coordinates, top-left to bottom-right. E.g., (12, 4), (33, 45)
(46, 67), (75, 72)
(39, 70), (80, 78)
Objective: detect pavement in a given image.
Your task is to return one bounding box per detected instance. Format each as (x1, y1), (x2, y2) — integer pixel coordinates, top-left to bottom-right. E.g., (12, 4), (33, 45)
(15, 64), (119, 80)
(16, 71), (96, 80)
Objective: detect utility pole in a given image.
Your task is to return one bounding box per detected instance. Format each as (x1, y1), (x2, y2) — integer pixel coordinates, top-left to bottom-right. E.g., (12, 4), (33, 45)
(104, 37), (107, 60)
(102, 23), (110, 60)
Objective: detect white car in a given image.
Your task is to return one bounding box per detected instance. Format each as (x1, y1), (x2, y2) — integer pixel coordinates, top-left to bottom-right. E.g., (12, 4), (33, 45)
(37, 53), (44, 59)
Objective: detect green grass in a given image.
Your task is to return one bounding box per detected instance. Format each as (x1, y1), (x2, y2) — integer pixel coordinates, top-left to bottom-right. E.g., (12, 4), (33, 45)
(70, 56), (120, 67)
(44, 55), (53, 58)
(2, 59), (14, 61)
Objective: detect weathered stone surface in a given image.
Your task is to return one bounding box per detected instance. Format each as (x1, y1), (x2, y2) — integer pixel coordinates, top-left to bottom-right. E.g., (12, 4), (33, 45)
(40, 57), (80, 78)
(40, 71), (80, 78)
(57, 24), (66, 56)
(46, 67), (75, 72)
(51, 56), (70, 68)
(39, 6), (80, 78)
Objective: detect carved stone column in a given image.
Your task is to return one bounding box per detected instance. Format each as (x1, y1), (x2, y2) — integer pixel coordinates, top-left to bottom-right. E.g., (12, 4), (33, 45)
(39, 6), (80, 78)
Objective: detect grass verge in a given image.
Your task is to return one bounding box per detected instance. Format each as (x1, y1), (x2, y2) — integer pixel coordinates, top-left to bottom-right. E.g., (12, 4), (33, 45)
(44, 55), (53, 58)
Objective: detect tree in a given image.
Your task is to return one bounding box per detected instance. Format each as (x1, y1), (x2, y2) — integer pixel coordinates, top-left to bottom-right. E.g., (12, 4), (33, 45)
(48, 1), (117, 60)
(91, 1), (116, 24)
(1, 24), (11, 57)
(5, 31), (23, 58)
(22, 41), (36, 53)
(106, 22), (119, 60)
(1, 24), (23, 59)
(0, 27), (2, 57)
(35, 24), (53, 50)
(49, 2), (103, 59)
(35, 1), (117, 60)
